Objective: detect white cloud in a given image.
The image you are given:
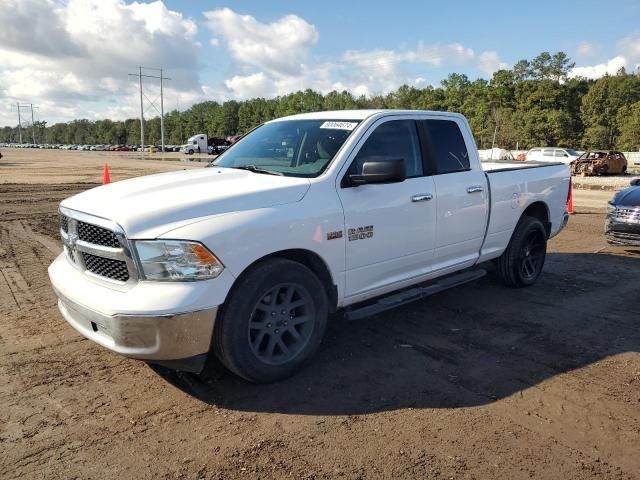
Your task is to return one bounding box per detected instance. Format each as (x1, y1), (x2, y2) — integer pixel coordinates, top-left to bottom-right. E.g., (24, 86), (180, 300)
(478, 51), (509, 76)
(0, 0), (202, 126)
(576, 41), (598, 58)
(568, 56), (627, 79)
(617, 33), (640, 72)
(204, 8), (319, 77)
(225, 72), (274, 99)
(210, 38), (220, 47)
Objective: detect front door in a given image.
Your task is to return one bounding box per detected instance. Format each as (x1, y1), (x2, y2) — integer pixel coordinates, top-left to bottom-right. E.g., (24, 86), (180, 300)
(338, 118), (437, 300)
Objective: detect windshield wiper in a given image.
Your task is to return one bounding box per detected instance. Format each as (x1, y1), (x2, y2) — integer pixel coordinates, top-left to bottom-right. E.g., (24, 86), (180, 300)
(233, 165), (284, 176)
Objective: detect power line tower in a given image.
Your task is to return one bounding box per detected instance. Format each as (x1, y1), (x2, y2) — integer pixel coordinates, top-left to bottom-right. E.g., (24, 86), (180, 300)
(12, 103), (39, 144)
(128, 66), (171, 151)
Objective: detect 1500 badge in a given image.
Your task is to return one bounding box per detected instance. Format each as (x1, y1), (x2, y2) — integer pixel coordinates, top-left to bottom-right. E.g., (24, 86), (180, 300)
(348, 225), (374, 241)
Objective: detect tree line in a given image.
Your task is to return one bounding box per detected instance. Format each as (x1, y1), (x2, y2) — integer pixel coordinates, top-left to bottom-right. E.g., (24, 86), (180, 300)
(2, 51), (640, 151)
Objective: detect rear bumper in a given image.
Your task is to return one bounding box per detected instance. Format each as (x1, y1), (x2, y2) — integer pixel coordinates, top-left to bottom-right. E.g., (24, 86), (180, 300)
(549, 212), (570, 239)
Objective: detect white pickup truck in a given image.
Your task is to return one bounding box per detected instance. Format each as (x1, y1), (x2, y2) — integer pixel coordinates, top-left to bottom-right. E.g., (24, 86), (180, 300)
(49, 110), (570, 382)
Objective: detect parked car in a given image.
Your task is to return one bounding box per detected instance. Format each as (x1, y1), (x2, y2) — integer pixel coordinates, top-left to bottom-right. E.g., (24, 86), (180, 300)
(49, 109), (571, 382)
(525, 147), (580, 164)
(606, 178), (640, 246)
(571, 151), (627, 176)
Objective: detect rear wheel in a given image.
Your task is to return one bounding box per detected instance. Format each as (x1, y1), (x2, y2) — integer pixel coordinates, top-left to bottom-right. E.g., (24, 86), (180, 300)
(211, 258), (328, 383)
(495, 216), (547, 288)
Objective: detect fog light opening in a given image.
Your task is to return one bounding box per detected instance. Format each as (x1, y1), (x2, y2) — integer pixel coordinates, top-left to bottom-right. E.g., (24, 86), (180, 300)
(91, 321), (98, 332)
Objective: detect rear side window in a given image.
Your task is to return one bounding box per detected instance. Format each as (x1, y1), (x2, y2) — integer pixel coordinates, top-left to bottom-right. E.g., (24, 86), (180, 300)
(543, 149), (554, 157)
(351, 120), (423, 177)
(421, 120), (470, 174)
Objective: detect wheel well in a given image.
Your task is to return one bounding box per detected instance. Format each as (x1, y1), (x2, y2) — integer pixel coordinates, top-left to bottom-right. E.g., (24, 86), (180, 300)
(522, 201), (551, 237)
(237, 249), (338, 313)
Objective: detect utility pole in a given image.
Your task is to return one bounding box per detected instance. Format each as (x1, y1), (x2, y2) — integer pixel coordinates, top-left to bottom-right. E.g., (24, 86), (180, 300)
(30, 103), (36, 144)
(17, 103), (22, 144)
(13, 103), (38, 144)
(160, 68), (165, 153)
(128, 66), (170, 151)
(139, 66), (144, 148)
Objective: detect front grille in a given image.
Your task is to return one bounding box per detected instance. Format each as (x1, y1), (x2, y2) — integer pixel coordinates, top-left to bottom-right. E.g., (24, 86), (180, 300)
(82, 253), (130, 282)
(614, 207), (640, 222)
(77, 221), (120, 248)
(59, 209), (134, 284)
(59, 213), (69, 233)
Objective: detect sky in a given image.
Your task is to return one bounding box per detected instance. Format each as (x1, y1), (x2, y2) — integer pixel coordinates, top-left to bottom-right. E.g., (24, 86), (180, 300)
(1, 0), (640, 128)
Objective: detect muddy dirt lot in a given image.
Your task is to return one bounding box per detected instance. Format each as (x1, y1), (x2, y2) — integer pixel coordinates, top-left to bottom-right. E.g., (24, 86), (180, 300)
(1, 149), (639, 479)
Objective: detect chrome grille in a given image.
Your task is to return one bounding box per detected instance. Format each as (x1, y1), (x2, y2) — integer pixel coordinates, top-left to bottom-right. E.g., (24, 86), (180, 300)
(614, 207), (640, 222)
(77, 221), (119, 248)
(58, 207), (137, 287)
(82, 253), (130, 282)
(59, 213), (69, 233)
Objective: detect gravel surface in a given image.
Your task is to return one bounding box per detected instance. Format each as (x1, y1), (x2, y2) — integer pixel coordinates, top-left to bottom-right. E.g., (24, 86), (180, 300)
(1, 149), (639, 479)
(572, 174), (639, 191)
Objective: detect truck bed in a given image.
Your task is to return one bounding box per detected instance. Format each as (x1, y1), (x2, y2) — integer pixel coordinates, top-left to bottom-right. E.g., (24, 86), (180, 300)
(478, 160), (570, 263)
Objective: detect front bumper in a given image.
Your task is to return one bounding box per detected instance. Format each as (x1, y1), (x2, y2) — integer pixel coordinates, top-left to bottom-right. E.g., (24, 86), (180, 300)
(54, 287), (217, 372)
(49, 252), (235, 372)
(605, 216), (640, 246)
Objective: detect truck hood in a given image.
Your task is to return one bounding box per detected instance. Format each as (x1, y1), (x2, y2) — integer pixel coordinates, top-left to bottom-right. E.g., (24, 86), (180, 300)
(61, 167), (311, 238)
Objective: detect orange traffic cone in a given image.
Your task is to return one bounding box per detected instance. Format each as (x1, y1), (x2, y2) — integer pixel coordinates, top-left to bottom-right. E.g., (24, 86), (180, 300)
(102, 162), (111, 185)
(567, 180), (574, 214)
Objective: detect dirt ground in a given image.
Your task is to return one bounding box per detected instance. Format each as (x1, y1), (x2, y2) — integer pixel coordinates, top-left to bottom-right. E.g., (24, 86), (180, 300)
(1, 149), (639, 480)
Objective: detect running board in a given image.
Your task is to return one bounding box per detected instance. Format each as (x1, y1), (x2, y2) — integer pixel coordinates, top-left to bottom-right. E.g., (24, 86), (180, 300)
(344, 269), (487, 321)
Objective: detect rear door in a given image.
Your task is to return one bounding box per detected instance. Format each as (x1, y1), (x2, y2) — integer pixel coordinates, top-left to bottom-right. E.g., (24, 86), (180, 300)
(419, 118), (489, 272)
(338, 117), (436, 299)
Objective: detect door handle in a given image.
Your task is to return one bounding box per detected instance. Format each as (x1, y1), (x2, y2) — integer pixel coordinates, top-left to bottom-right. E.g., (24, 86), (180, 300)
(411, 193), (433, 202)
(466, 185), (484, 194)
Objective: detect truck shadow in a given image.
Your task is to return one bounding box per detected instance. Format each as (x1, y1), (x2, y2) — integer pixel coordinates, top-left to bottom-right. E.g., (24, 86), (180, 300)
(151, 251), (640, 415)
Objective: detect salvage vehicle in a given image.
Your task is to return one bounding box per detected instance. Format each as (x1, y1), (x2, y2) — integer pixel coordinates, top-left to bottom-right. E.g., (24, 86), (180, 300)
(571, 150), (627, 176)
(49, 110), (571, 383)
(606, 178), (640, 245)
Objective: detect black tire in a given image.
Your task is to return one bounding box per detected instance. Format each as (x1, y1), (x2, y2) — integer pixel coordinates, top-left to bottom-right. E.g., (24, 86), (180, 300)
(494, 216), (547, 288)
(211, 258), (328, 383)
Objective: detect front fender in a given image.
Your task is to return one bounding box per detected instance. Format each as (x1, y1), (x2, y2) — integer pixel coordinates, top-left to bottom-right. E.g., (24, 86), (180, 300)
(161, 186), (347, 305)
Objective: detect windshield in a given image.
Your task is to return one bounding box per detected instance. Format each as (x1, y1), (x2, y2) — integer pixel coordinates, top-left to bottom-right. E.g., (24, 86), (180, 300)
(212, 119), (360, 177)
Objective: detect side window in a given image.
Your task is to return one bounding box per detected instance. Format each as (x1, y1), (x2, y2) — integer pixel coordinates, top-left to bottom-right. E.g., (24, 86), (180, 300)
(350, 120), (423, 177)
(422, 120), (470, 174)
(554, 149), (568, 157)
(543, 149), (554, 157)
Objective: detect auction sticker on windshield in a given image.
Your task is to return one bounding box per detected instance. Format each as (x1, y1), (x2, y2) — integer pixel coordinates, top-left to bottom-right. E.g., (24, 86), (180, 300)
(320, 121), (358, 130)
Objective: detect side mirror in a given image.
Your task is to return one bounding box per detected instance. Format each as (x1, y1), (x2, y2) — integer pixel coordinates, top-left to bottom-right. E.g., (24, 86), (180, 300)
(630, 178), (640, 187)
(348, 157), (406, 186)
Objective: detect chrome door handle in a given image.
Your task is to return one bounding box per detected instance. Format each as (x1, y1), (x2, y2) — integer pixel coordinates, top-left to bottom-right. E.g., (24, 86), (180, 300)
(411, 193), (433, 202)
(466, 185), (484, 194)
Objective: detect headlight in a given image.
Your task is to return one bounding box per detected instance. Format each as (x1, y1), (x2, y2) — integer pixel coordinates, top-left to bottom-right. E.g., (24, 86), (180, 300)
(134, 240), (224, 281)
(607, 202), (616, 214)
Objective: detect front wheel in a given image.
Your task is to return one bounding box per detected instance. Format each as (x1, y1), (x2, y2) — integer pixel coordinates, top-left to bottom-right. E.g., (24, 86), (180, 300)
(211, 258), (328, 383)
(494, 216), (547, 288)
